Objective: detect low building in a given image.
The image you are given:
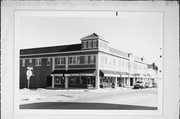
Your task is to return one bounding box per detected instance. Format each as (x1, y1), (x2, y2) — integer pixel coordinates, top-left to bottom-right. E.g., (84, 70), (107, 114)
(20, 33), (158, 89)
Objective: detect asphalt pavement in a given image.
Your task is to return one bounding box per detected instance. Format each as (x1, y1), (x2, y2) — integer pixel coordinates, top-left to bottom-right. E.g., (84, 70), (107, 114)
(20, 88), (158, 110)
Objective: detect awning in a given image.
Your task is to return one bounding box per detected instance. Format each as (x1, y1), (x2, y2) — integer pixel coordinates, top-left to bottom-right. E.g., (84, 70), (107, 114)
(52, 69), (95, 76)
(64, 69), (95, 76)
(100, 70), (119, 77)
(52, 70), (65, 74)
(51, 70), (66, 76)
(117, 72), (129, 77)
(134, 73), (141, 77)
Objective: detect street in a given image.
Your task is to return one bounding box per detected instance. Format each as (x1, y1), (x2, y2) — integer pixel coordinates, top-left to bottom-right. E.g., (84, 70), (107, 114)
(20, 88), (157, 110)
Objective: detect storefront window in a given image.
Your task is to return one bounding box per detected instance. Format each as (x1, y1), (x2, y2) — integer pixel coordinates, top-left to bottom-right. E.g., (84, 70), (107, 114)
(69, 77), (79, 85)
(55, 76), (65, 85)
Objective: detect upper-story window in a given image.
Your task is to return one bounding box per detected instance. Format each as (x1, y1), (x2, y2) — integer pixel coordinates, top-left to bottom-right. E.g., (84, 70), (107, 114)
(82, 40), (98, 49)
(82, 41), (87, 49)
(119, 60), (121, 66)
(56, 58), (61, 65)
(85, 56), (88, 64)
(79, 55), (96, 64)
(126, 62), (129, 68)
(80, 56), (85, 64)
(55, 57), (65, 65)
(88, 40), (92, 48)
(35, 58), (41, 66)
(68, 57), (73, 64)
(68, 56), (81, 65)
(29, 59), (32, 64)
(113, 59), (116, 66)
(90, 55), (96, 64)
(72, 57), (77, 64)
(61, 57), (65, 64)
(104, 57), (107, 64)
(100, 40), (108, 51)
(122, 61), (124, 67)
(84, 41), (88, 49)
(77, 56), (80, 64)
(47, 58), (51, 66)
(93, 40), (98, 48)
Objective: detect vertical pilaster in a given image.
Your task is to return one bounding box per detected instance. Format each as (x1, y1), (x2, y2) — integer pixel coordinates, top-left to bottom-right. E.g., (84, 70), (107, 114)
(128, 77), (130, 86)
(51, 74), (55, 88)
(51, 57), (55, 88)
(123, 77), (126, 86)
(133, 77), (136, 86)
(95, 54), (100, 89)
(114, 77), (117, 88)
(65, 76), (68, 89)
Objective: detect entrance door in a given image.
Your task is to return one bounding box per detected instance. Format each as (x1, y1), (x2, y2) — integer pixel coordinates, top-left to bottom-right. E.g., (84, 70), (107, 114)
(130, 78), (133, 86)
(47, 76), (52, 87)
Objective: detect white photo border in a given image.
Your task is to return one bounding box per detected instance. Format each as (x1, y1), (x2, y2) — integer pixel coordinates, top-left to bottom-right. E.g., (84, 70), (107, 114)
(1, 1), (179, 119)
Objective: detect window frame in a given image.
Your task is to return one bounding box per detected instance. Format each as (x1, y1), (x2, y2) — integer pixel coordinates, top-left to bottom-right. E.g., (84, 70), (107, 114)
(35, 58), (41, 66)
(47, 58), (51, 66)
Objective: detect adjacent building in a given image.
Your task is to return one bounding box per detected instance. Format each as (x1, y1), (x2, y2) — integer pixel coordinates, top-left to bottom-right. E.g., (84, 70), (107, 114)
(20, 33), (158, 89)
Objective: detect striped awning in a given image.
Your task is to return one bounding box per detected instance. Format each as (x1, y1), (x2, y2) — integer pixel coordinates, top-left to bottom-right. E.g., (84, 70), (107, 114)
(100, 70), (119, 77)
(117, 72), (129, 77)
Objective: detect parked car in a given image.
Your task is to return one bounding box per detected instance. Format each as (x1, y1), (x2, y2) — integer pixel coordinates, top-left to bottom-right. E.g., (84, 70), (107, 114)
(152, 82), (157, 88)
(144, 82), (153, 88)
(133, 81), (145, 89)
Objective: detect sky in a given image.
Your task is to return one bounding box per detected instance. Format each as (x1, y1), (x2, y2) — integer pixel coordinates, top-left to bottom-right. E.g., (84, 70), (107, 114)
(17, 11), (163, 66)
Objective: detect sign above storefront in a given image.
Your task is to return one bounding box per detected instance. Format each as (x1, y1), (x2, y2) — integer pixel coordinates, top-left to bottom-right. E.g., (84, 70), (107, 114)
(65, 73), (95, 76)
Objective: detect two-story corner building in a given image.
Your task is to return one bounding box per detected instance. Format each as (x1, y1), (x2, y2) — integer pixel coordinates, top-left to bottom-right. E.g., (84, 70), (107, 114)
(20, 33), (157, 89)
(148, 63), (158, 84)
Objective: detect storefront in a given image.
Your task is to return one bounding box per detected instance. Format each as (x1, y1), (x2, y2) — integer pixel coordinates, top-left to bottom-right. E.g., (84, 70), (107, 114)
(99, 70), (119, 88)
(51, 69), (96, 89)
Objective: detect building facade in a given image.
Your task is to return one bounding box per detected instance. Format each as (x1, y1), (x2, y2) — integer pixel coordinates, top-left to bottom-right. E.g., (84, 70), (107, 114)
(20, 33), (158, 89)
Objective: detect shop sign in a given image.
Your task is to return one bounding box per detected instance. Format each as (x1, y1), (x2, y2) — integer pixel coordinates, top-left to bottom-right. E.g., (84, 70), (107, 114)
(54, 74), (63, 76)
(121, 75), (129, 77)
(65, 73), (94, 76)
(104, 74), (119, 77)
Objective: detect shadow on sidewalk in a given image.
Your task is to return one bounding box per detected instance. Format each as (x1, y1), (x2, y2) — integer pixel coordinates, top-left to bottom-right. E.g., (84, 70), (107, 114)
(20, 102), (157, 110)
